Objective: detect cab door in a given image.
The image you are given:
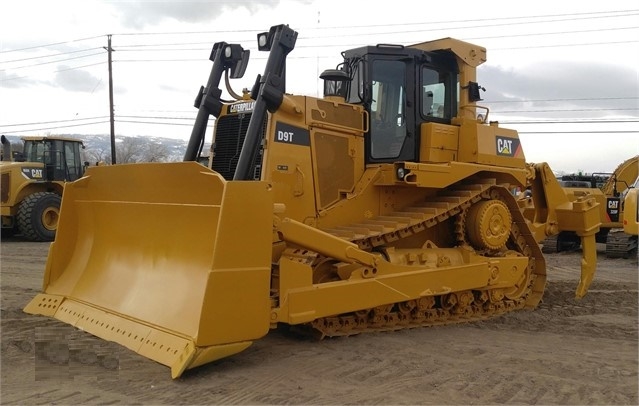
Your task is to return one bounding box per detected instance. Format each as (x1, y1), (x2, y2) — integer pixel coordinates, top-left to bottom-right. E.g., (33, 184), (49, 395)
(366, 58), (416, 164)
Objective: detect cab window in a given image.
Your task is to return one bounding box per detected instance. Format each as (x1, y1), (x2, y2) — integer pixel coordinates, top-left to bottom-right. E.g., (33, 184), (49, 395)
(422, 67), (451, 120)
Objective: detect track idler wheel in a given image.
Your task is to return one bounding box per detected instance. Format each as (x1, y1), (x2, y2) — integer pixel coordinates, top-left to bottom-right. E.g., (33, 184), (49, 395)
(466, 199), (512, 250)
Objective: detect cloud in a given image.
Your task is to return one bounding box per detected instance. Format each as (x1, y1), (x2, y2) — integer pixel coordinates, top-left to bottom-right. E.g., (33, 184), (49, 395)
(479, 62), (638, 117)
(0, 72), (42, 88)
(54, 66), (105, 93)
(107, 0), (309, 29)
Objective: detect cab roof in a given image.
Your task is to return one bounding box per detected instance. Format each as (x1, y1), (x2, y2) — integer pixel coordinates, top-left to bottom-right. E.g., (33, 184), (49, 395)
(21, 136), (84, 145)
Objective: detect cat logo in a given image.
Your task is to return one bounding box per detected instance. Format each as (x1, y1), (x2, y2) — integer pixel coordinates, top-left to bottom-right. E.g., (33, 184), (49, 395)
(495, 136), (520, 157)
(606, 197), (621, 222)
(21, 167), (43, 179)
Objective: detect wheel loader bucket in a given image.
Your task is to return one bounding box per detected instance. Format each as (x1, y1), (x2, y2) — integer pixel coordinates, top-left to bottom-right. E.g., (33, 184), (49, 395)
(24, 162), (274, 378)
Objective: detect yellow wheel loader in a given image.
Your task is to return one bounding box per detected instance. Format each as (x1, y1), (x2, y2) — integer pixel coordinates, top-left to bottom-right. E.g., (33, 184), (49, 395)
(25, 24), (601, 378)
(1, 135), (86, 241)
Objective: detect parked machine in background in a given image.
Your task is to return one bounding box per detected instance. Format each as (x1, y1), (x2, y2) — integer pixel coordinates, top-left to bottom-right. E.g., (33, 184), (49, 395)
(611, 179), (638, 259)
(1, 135), (86, 241)
(602, 158), (639, 258)
(25, 24), (601, 378)
(622, 185), (638, 236)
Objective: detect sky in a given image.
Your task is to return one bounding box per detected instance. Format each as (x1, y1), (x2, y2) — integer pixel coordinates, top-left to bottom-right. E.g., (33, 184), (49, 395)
(1, 0), (638, 174)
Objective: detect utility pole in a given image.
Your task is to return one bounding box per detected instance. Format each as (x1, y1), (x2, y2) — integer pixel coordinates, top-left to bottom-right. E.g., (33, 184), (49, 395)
(105, 35), (116, 164)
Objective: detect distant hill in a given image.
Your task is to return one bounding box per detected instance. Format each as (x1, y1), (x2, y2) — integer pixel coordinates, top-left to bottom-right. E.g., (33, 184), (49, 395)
(1, 133), (202, 163)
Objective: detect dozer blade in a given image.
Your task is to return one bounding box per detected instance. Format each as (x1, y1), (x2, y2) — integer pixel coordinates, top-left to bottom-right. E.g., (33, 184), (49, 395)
(24, 162), (274, 378)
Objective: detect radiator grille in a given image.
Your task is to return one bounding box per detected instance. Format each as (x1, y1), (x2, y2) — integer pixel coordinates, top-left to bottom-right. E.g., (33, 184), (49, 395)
(212, 113), (266, 180)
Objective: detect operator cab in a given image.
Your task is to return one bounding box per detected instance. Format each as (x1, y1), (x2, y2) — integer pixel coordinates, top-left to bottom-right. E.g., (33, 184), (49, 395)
(323, 44), (459, 164)
(21, 137), (86, 182)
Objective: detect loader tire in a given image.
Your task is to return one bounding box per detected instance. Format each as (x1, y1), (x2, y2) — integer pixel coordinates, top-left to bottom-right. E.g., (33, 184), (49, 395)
(17, 192), (61, 242)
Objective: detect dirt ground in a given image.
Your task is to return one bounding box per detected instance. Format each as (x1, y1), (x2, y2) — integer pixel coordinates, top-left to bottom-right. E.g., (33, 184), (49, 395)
(1, 237), (637, 405)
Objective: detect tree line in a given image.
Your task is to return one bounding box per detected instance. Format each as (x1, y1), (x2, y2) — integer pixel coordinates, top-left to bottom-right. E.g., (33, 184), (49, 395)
(83, 137), (180, 165)
(6, 136), (211, 165)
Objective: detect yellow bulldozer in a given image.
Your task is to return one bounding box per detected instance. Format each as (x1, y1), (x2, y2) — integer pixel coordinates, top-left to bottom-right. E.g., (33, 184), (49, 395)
(1, 135), (86, 241)
(25, 24), (601, 378)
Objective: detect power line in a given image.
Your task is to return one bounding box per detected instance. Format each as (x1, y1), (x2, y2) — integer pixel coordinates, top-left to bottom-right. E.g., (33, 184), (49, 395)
(111, 36), (639, 63)
(493, 39), (639, 51)
(3, 9), (635, 59)
(110, 35), (639, 55)
(519, 130), (638, 134)
(2, 10), (637, 136)
(115, 41), (215, 49)
(493, 108), (639, 114)
(0, 51), (106, 71)
(0, 116), (110, 127)
(485, 97), (639, 103)
(1, 120), (111, 133)
(501, 119), (639, 125)
(313, 10), (639, 31)
(107, 9), (638, 37)
(112, 25), (637, 51)
(4, 113), (637, 135)
(118, 119), (193, 126)
(0, 47), (105, 64)
(109, 29), (639, 57)
(109, 33), (639, 63)
(0, 35), (106, 54)
(7, 123), (636, 135)
(115, 48), (211, 53)
(468, 26), (638, 42)
(0, 115), (196, 133)
(116, 58), (204, 63)
(3, 10), (636, 80)
(1, 62), (106, 81)
(118, 115), (194, 121)
(300, 12), (639, 40)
